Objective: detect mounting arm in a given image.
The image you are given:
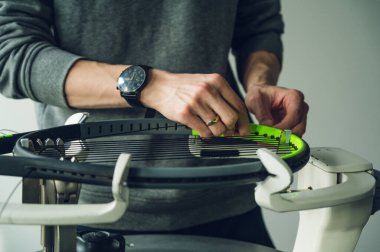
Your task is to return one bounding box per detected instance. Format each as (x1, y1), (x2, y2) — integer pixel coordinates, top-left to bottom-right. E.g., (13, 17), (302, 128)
(0, 153), (130, 225)
(256, 147), (376, 252)
(255, 148), (375, 212)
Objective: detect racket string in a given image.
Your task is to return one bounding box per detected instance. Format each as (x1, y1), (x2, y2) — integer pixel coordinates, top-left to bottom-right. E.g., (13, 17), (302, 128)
(32, 135), (296, 164)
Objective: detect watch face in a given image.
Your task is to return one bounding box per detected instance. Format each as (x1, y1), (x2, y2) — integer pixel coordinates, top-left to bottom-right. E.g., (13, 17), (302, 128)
(117, 65), (147, 93)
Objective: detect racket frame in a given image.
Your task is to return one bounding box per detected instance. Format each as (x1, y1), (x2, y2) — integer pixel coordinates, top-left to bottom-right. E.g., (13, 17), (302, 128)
(3, 118), (310, 189)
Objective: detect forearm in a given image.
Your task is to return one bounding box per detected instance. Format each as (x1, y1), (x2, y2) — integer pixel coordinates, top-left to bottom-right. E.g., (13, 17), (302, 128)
(243, 51), (281, 91)
(64, 60), (129, 109)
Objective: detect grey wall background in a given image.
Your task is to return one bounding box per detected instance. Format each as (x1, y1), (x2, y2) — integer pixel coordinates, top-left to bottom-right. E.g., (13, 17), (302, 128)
(262, 1), (380, 252)
(0, 0), (379, 251)
(0, 99), (40, 252)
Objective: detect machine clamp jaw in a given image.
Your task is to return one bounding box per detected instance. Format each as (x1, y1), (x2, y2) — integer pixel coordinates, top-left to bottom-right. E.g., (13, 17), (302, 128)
(255, 147), (376, 252)
(0, 153), (130, 225)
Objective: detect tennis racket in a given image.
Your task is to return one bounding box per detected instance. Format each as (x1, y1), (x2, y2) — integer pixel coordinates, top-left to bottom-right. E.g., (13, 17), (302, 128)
(0, 118), (310, 189)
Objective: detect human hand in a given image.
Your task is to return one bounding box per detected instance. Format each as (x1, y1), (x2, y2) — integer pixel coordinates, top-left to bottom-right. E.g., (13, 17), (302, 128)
(140, 70), (250, 137)
(245, 84), (309, 136)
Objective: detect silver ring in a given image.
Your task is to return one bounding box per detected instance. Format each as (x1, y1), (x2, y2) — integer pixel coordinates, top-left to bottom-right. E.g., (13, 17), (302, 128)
(206, 115), (220, 126)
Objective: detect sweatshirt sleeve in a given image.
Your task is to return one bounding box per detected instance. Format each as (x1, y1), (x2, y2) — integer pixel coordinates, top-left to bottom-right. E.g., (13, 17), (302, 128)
(0, 0), (83, 108)
(232, 0), (284, 75)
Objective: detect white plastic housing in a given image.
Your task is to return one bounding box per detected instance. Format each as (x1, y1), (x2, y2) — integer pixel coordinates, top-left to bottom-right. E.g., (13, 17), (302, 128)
(0, 153), (130, 225)
(255, 147), (375, 252)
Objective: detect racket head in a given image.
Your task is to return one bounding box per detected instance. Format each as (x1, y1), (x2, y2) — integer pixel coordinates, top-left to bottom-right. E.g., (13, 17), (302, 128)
(9, 119), (310, 189)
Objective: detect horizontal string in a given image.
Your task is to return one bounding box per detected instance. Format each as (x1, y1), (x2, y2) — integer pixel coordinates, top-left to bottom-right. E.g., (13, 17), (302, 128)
(39, 143), (293, 155)
(33, 135), (296, 163)
(38, 149), (293, 162)
(34, 135), (291, 148)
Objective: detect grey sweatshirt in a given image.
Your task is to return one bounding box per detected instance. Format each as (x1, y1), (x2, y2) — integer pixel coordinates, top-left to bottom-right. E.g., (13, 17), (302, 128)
(0, 0), (284, 231)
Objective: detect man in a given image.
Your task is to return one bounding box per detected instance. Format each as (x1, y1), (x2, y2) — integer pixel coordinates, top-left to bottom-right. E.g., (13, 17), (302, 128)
(0, 0), (308, 248)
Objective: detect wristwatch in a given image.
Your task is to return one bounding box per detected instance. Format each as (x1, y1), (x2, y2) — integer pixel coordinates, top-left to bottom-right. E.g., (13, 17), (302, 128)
(117, 65), (152, 108)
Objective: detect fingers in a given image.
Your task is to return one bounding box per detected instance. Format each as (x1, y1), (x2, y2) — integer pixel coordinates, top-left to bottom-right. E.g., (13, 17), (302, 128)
(177, 105), (213, 137)
(180, 73), (249, 137)
(193, 101), (228, 136)
(191, 88), (246, 136)
(185, 117), (214, 137)
(246, 85), (309, 137)
(281, 102), (309, 136)
(206, 74), (250, 136)
(245, 88), (274, 126)
(272, 90), (308, 135)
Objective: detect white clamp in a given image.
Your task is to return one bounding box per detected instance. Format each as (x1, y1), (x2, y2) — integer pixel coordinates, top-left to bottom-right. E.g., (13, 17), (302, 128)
(255, 148), (375, 212)
(0, 153), (130, 225)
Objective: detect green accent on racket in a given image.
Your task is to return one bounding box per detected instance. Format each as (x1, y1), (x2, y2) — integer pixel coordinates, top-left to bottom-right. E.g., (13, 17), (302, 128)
(0, 134), (14, 139)
(192, 124), (306, 160)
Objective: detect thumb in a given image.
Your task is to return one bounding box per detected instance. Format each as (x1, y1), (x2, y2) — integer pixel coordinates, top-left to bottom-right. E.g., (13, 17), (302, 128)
(255, 108), (274, 126)
(246, 93), (274, 126)
(259, 116), (274, 126)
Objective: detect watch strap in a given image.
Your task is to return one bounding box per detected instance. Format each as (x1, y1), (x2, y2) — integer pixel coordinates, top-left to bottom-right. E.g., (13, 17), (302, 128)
(138, 65), (152, 72)
(122, 93), (144, 107)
